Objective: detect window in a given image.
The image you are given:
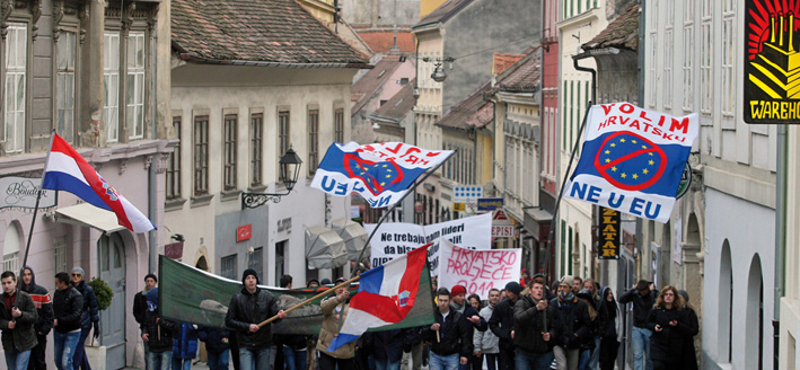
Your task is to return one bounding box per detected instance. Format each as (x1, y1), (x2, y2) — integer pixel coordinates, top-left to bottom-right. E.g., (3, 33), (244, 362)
(127, 32), (145, 139)
(399, 78), (409, 84)
(248, 247), (263, 277)
(568, 226), (573, 275)
(193, 115), (209, 196)
(563, 81), (568, 150)
(664, 30), (673, 109)
(683, 22), (694, 111)
(250, 113), (263, 187)
(649, 33), (658, 106)
(54, 236), (68, 275)
(3, 224), (19, 274)
(104, 33), (120, 143)
(560, 220), (566, 275)
(220, 254), (237, 280)
(223, 114), (237, 191)
(334, 108), (344, 143)
(166, 116), (182, 199)
(278, 111), (290, 182)
(5, 24), (26, 153)
(721, 2), (735, 117)
(56, 32), (76, 143)
(275, 241), (286, 285)
(701, 0), (712, 113)
(308, 109), (319, 175)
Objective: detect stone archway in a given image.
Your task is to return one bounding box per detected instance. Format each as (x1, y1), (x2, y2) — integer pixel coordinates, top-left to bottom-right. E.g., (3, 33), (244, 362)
(718, 240), (732, 363)
(745, 254), (764, 369)
(196, 255), (209, 271)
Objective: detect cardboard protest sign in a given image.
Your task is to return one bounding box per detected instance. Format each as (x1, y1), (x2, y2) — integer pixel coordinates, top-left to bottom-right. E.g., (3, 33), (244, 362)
(438, 239), (521, 299)
(365, 212), (492, 275)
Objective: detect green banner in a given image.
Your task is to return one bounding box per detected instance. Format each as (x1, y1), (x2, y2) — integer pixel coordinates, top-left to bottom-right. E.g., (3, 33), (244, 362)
(159, 256), (435, 335)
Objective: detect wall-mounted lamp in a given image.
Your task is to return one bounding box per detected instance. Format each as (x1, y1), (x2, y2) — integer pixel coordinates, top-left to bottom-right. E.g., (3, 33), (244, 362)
(422, 56), (456, 83)
(241, 147), (303, 209)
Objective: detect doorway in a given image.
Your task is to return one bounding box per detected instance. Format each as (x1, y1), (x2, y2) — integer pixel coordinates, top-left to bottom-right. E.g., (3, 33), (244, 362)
(99, 233), (126, 370)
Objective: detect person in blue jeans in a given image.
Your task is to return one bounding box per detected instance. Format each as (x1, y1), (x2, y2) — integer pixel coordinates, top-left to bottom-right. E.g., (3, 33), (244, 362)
(53, 272), (83, 370)
(225, 269), (286, 370)
(618, 280), (658, 370)
(70, 267), (99, 370)
(173, 322), (198, 370)
(512, 281), (555, 370)
(197, 326), (230, 370)
(423, 288), (472, 370)
(0, 271), (38, 370)
(142, 288), (177, 370)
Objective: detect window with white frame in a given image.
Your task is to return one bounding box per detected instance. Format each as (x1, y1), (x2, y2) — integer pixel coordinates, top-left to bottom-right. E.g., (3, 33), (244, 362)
(56, 32), (76, 143)
(223, 114), (238, 191)
(683, 1), (694, 111)
(166, 116), (181, 199)
(3, 225), (19, 275)
(250, 113), (263, 187)
(664, 1), (674, 110)
(54, 236), (69, 274)
(127, 32), (145, 139)
(220, 254), (237, 280)
(334, 108), (344, 143)
(104, 33), (120, 143)
(194, 115), (209, 196)
(5, 24), (26, 153)
(278, 111), (290, 182)
(649, 33), (657, 107)
(701, 0), (712, 114)
(721, 1), (735, 117)
(308, 109), (319, 175)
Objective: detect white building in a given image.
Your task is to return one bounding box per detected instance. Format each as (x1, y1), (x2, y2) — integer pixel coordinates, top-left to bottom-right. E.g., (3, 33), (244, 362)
(168, 0), (369, 285)
(643, 1), (777, 369)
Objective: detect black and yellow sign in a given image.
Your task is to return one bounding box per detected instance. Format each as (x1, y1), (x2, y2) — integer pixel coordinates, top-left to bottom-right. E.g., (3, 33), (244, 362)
(745, 0), (800, 123)
(598, 207), (620, 260)
(453, 202), (466, 212)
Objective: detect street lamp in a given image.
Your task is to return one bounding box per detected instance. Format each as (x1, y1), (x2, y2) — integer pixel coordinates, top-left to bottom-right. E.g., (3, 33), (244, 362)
(241, 147), (303, 209)
(422, 56), (455, 83)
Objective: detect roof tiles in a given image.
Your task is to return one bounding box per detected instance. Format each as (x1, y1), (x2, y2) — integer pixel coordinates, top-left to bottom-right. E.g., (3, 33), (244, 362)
(583, 2), (641, 51)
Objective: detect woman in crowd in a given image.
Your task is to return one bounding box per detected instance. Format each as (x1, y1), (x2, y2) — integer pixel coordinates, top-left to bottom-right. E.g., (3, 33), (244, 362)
(468, 294), (482, 311)
(647, 286), (691, 370)
(598, 287), (620, 370)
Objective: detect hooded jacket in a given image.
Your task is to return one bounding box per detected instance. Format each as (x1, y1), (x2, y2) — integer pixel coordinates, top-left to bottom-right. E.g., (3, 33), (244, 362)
(20, 267), (54, 336)
(53, 284), (83, 333)
(141, 288), (177, 353)
(423, 306), (473, 358)
(549, 295), (592, 350)
(513, 294), (555, 355)
(474, 304), (499, 354)
(0, 289), (38, 352)
(225, 287), (282, 350)
(618, 288), (657, 328)
(74, 280), (99, 329)
(488, 297), (516, 352)
(173, 322), (199, 359)
(133, 285), (155, 325)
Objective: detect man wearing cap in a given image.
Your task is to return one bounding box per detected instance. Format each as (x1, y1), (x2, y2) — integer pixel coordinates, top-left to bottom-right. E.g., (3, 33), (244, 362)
(549, 276), (591, 370)
(488, 282), (521, 370)
(133, 273), (158, 370)
(618, 280), (657, 370)
(225, 269), (287, 370)
(70, 267), (98, 370)
(449, 285), (486, 370)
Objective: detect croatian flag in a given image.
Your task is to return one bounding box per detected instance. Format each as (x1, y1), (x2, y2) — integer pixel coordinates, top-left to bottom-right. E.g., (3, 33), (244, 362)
(327, 244), (430, 352)
(564, 103), (699, 223)
(42, 133), (155, 233)
(311, 142), (453, 208)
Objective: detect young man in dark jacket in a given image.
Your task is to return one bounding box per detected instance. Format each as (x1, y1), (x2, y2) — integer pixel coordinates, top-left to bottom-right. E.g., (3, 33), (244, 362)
(424, 288), (472, 370)
(618, 280), (658, 370)
(133, 273), (157, 370)
(197, 326), (231, 370)
(225, 269), (286, 370)
(513, 281), (555, 370)
(53, 272), (83, 370)
(20, 266), (53, 370)
(70, 267), (99, 370)
(549, 276), (591, 370)
(449, 285), (487, 370)
(142, 287), (177, 370)
(488, 282), (521, 370)
(0, 271), (38, 370)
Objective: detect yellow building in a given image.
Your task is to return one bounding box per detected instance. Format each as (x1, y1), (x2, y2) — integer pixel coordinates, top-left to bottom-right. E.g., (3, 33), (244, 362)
(420, 0), (448, 19)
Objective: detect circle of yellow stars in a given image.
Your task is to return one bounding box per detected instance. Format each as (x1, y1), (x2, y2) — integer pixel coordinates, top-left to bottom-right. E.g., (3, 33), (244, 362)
(355, 163), (394, 187)
(604, 138), (657, 181)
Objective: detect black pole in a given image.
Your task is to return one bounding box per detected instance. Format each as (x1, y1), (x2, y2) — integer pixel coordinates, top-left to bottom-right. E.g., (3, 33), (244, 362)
(543, 102), (593, 282)
(20, 190), (42, 270)
(350, 150), (456, 278)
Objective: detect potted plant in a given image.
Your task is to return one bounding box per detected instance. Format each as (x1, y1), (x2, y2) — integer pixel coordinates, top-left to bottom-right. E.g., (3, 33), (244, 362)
(85, 277), (114, 366)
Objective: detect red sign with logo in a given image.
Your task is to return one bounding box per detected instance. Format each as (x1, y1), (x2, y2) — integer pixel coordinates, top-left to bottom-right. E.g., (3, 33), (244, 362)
(165, 242), (184, 259)
(237, 224), (252, 242)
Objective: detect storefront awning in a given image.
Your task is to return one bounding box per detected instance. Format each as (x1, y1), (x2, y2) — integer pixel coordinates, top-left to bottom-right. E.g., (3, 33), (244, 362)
(331, 218), (369, 261)
(55, 203), (126, 234)
(305, 225), (348, 270)
(523, 207), (552, 241)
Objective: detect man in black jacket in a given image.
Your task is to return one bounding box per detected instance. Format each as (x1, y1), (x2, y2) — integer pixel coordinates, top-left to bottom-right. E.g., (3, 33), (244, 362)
(424, 288), (472, 370)
(141, 287), (176, 370)
(617, 280), (657, 370)
(132, 273), (157, 370)
(20, 266), (53, 370)
(0, 271), (38, 370)
(488, 281), (521, 370)
(225, 269), (286, 370)
(53, 272), (82, 370)
(70, 267), (98, 370)
(513, 281), (554, 370)
(550, 276), (591, 370)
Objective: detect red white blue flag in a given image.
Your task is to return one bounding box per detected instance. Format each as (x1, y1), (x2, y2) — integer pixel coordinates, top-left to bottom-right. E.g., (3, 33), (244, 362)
(564, 103), (699, 223)
(42, 133), (155, 233)
(327, 244), (430, 352)
(311, 142), (453, 208)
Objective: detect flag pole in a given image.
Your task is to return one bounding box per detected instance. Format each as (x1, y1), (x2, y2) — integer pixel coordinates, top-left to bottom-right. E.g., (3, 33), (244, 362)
(543, 102), (593, 284)
(349, 150), (457, 279)
(21, 131), (57, 270)
(257, 275), (361, 328)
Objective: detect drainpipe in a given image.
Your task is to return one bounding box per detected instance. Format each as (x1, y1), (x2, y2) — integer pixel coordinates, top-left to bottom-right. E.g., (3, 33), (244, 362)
(774, 124), (787, 370)
(148, 19), (158, 274)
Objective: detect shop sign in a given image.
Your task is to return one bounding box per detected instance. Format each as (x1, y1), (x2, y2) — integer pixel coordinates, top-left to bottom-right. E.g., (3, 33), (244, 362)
(453, 202), (466, 212)
(477, 198), (504, 211)
(237, 224), (252, 242)
(492, 225), (516, 238)
(598, 207), (620, 259)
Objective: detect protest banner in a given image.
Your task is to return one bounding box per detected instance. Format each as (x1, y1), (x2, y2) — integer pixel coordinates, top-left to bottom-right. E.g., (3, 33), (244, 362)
(438, 239), (521, 299)
(365, 212), (492, 275)
(158, 256), (434, 334)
